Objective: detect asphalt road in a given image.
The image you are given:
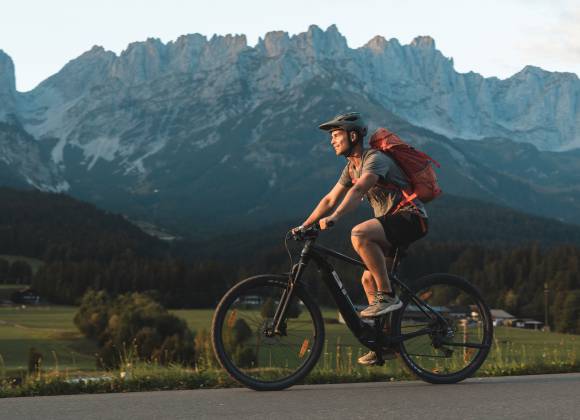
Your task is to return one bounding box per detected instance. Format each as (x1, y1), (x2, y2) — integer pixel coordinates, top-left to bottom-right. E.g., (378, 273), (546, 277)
(2, 373), (579, 420)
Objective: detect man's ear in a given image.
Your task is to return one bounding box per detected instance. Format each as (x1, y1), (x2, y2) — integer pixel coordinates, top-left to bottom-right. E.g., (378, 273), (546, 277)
(350, 131), (357, 142)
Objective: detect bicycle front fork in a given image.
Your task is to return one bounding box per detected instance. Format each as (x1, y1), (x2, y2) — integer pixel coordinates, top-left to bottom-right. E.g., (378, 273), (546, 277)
(269, 258), (307, 336)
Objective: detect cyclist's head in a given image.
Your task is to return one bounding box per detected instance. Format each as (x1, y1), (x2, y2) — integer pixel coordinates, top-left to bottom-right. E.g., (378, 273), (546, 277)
(319, 112), (367, 157)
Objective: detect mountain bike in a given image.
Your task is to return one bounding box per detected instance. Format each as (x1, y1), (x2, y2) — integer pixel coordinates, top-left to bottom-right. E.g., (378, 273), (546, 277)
(211, 224), (493, 391)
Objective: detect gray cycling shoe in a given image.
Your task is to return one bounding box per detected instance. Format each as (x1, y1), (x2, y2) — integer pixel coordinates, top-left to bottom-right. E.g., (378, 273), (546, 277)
(360, 292), (402, 318)
(357, 349), (397, 366)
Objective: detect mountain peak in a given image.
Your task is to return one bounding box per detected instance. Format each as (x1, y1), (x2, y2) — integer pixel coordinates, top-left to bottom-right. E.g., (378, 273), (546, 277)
(37, 43), (116, 99)
(411, 35), (436, 49)
(77, 45), (116, 62)
(87, 45), (106, 54)
(0, 49), (17, 98)
(257, 31), (290, 57)
(122, 38), (165, 56)
(294, 24), (348, 55)
(510, 65), (551, 81)
(208, 33), (248, 49)
(520, 65), (548, 75)
(172, 33), (207, 48)
(365, 35), (388, 51)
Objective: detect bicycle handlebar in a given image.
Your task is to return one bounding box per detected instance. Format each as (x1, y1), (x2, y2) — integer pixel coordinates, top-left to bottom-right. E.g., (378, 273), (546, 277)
(291, 220), (334, 241)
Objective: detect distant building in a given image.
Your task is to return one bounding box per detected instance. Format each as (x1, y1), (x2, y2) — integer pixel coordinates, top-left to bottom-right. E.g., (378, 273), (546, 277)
(10, 287), (41, 304)
(447, 306), (470, 319)
(490, 309), (515, 326)
(508, 318), (544, 330)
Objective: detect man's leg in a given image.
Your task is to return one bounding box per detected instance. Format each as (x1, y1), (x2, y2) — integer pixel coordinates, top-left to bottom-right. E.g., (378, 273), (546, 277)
(351, 219), (402, 317)
(360, 270), (377, 304)
(355, 233), (399, 364)
(351, 219), (392, 293)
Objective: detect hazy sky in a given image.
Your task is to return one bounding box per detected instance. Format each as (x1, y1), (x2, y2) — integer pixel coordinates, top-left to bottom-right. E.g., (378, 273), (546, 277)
(1, 0), (579, 92)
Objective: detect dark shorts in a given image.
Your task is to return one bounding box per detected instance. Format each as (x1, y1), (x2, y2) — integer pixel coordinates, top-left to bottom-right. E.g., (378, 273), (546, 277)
(376, 212), (428, 254)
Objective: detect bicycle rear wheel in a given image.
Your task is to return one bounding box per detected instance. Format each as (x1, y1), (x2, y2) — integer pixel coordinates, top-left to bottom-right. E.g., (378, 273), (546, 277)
(211, 275), (325, 391)
(392, 273), (493, 384)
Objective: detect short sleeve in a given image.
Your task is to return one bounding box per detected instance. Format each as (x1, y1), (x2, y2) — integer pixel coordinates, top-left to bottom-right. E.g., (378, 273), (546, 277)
(338, 164), (352, 187)
(361, 150), (391, 179)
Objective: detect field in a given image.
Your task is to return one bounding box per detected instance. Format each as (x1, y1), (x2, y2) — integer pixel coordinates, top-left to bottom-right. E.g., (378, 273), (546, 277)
(0, 305), (97, 373)
(1, 305), (578, 378)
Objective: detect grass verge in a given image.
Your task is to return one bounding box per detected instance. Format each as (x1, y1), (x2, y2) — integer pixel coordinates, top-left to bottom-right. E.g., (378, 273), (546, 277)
(2, 358), (579, 398)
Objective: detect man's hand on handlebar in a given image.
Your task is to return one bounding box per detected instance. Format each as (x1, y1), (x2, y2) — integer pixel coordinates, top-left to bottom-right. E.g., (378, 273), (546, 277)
(290, 215), (338, 240)
(291, 224), (309, 236)
(319, 214), (339, 230)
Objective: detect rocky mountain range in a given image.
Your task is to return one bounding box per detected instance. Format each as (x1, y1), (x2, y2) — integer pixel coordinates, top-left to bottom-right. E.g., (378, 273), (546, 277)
(0, 25), (579, 237)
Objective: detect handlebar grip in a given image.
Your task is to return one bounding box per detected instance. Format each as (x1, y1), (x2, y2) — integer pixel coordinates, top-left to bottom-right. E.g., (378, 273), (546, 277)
(327, 220), (335, 228)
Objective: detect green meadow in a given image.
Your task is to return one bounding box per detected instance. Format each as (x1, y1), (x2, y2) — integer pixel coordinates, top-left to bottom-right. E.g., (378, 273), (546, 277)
(0, 305), (97, 373)
(0, 305), (578, 377)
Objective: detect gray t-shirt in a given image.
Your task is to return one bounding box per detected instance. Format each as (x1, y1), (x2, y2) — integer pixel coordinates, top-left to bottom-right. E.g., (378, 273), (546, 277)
(338, 149), (428, 218)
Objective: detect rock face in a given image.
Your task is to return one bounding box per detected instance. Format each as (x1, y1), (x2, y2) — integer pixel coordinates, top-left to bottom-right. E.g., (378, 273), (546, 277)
(0, 122), (67, 192)
(7, 26), (579, 152)
(0, 50), (17, 120)
(357, 37), (580, 151)
(1, 25), (579, 235)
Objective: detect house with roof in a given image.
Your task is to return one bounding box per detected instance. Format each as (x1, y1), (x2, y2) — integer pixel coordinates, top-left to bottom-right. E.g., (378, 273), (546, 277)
(490, 309), (515, 326)
(507, 318), (544, 330)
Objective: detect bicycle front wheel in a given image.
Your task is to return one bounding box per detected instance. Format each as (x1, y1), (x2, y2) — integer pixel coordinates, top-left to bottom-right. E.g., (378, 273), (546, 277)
(392, 273), (493, 384)
(211, 275), (325, 391)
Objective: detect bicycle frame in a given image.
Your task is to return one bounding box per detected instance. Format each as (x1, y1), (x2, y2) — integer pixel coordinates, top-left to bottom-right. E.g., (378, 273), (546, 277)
(272, 236), (451, 352)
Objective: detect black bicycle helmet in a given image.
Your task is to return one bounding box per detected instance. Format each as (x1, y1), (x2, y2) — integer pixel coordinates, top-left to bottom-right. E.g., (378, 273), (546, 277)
(318, 112), (368, 137)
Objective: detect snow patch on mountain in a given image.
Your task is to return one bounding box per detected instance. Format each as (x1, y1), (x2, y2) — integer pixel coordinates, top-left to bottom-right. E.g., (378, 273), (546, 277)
(83, 136), (121, 170)
(124, 137), (168, 175)
(26, 178), (70, 192)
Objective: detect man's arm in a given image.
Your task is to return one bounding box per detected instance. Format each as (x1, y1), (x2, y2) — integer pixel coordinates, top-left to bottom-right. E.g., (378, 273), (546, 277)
(319, 173), (378, 228)
(301, 182), (349, 227)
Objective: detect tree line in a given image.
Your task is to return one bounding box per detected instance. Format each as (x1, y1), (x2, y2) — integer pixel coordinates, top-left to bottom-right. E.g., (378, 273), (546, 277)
(0, 187), (168, 262)
(32, 253), (233, 308)
(0, 258), (33, 284)
(25, 240), (580, 334)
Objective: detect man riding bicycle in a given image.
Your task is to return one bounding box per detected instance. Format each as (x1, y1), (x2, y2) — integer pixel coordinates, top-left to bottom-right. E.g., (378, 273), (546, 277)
(294, 112), (429, 365)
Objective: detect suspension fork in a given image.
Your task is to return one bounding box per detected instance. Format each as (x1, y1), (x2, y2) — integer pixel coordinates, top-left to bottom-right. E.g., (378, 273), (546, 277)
(271, 249), (310, 335)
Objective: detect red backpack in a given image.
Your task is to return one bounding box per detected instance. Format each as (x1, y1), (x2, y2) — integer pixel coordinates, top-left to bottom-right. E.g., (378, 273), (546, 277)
(369, 128), (442, 212)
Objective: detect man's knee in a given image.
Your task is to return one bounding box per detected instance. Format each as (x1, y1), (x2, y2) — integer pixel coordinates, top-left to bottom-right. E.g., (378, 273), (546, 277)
(351, 225), (369, 248)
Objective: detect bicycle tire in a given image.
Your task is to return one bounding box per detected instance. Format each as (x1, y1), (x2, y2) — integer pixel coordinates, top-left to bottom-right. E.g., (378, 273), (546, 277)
(391, 273), (493, 384)
(211, 275), (325, 391)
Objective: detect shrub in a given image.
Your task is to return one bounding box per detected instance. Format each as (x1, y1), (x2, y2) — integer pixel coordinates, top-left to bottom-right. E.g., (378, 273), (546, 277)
(75, 290), (195, 368)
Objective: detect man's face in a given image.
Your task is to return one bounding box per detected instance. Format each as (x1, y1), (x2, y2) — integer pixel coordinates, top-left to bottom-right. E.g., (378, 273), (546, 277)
(330, 129), (350, 156)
